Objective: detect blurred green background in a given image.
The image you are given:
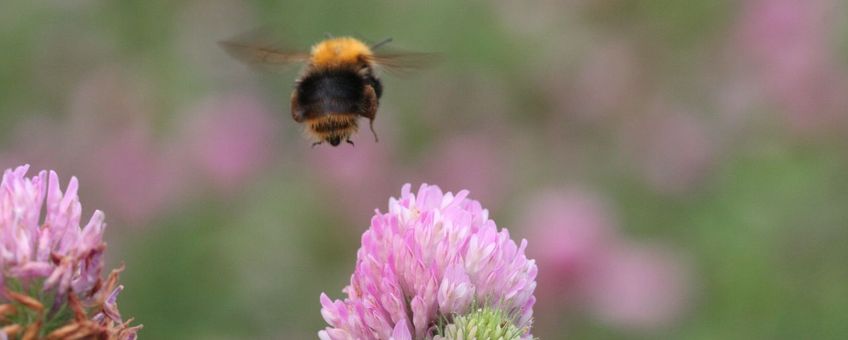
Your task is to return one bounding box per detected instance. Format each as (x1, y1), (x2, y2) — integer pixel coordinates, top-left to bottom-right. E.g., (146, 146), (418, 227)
(2, 0), (848, 339)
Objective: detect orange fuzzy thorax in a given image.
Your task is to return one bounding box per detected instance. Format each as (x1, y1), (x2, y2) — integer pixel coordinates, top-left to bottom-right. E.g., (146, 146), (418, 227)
(309, 37), (374, 69)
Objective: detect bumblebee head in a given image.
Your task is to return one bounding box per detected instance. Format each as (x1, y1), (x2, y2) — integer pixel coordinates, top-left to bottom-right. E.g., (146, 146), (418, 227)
(328, 135), (342, 146)
(310, 37), (374, 69)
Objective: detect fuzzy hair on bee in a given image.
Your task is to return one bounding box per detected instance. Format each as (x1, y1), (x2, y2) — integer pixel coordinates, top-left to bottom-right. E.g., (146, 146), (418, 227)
(293, 37), (382, 146)
(221, 31), (433, 147)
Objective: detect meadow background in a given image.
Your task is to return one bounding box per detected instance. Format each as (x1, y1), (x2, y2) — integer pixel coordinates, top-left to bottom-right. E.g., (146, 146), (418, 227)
(2, 0), (847, 339)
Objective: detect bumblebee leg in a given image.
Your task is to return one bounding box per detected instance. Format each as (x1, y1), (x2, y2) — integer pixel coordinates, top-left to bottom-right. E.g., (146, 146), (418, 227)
(369, 118), (379, 142)
(311, 141), (322, 148)
(346, 139), (355, 146)
(360, 85), (379, 143)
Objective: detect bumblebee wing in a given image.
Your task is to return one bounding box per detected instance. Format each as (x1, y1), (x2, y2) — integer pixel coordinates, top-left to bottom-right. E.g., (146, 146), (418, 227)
(219, 29), (309, 71)
(220, 41), (309, 65)
(371, 51), (440, 75)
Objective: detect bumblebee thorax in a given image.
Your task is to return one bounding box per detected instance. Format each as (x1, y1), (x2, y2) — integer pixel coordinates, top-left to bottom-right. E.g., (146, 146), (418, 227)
(309, 37), (374, 69)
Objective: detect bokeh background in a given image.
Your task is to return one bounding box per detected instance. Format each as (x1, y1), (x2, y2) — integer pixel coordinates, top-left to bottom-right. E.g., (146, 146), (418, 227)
(2, 0), (848, 339)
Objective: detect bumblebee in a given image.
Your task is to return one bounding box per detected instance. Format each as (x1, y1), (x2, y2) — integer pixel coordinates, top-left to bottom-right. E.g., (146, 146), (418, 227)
(221, 32), (430, 147)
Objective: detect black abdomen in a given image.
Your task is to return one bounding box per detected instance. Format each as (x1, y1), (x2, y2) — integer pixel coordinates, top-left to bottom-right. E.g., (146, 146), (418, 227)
(296, 69), (381, 119)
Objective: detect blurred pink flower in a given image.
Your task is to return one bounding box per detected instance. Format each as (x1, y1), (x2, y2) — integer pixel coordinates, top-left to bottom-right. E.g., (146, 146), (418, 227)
(66, 65), (152, 131)
(567, 39), (642, 123)
(2, 68), (280, 226)
(623, 109), (716, 195)
(0, 165), (140, 339)
(736, 0), (848, 132)
(522, 190), (616, 301)
(0, 117), (69, 173)
(306, 137), (398, 224)
(518, 189), (693, 334)
(178, 94), (278, 192)
(0, 79), (180, 226)
(714, 73), (763, 132)
(418, 134), (507, 207)
(88, 126), (181, 224)
(319, 184), (537, 339)
(65, 66), (184, 225)
(585, 242), (692, 332)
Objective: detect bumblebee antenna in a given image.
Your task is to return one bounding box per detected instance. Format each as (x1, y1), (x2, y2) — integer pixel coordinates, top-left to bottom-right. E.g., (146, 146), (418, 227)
(369, 118), (379, 142)
(324, 32), (334, 39)
(371, 37), (393, 50)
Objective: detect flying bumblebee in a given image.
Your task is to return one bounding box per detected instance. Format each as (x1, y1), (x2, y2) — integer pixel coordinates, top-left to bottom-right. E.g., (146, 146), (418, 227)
(220, 31), (432, 147)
